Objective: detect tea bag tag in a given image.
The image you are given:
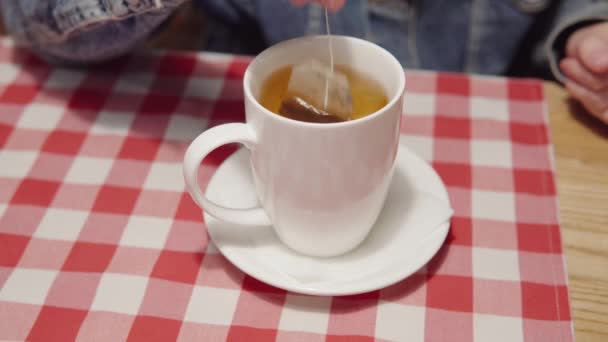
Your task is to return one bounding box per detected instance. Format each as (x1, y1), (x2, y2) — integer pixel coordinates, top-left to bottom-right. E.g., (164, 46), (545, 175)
(281, 59), (353, 122)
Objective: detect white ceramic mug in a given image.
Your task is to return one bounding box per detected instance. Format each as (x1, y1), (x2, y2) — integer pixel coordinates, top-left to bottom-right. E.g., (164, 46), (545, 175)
(183, 35), (405, 257)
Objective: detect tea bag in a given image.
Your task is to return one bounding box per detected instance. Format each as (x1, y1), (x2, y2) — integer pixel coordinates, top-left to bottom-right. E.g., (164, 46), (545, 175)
(279, 7), (353, 123)
(279, 59), (353, 123)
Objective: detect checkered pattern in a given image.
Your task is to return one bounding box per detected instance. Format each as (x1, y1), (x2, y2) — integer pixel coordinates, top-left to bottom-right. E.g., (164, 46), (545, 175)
(0, 38), (572, 341)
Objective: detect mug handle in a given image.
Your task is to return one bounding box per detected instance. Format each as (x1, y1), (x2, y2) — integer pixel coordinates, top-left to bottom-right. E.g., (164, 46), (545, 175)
(183, 123), (271, 226)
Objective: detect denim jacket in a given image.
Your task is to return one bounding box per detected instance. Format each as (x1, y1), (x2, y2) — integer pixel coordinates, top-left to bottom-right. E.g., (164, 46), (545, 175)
(2, 0), (608, 79)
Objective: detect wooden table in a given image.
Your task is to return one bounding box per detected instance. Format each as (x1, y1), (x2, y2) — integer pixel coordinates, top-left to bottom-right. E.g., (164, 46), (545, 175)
(546, 84), (608, 342)
(0, 6), (606, 342)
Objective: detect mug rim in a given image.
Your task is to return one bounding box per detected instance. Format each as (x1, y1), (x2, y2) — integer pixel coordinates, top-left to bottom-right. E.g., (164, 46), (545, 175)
(243, 35), (406, 129)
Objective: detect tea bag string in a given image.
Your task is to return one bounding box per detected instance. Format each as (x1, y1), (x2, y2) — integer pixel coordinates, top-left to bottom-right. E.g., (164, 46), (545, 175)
(324, 6), (334, 110)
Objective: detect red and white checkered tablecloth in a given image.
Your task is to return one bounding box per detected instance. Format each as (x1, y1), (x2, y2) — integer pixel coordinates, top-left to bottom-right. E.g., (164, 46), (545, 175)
(0, 38), (573, 341)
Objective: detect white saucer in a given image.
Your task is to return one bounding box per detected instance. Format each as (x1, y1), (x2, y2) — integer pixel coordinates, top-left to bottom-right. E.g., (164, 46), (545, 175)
(204, 140), (452, 296)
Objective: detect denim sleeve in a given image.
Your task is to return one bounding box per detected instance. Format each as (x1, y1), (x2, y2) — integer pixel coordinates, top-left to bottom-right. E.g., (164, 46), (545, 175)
(546, 1), (608, 83)
(0, 0), (185, 65)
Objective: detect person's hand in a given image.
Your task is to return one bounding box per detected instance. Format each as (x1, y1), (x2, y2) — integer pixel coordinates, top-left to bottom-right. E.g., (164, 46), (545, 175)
(290, 0), (346, 11)
(560, 22), (608, 124)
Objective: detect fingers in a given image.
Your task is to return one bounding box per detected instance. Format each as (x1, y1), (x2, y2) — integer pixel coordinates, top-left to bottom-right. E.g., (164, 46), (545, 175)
(578, 36), (608, 74)
(565, 80), (608, 124)
(560, 57), (608, 92)
(562, 23), (608, 124)
(289, 0), (345, 11)
(566, 23), (608, 74)
(566, 26), (588, 57)
(322, 0), (346, 11)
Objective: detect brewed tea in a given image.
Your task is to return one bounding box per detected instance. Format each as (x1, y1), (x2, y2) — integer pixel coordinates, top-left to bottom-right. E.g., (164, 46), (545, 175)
(259, 64), (388, 123)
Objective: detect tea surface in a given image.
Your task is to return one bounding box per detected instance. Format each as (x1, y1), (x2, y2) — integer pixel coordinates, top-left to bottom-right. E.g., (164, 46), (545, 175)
(259, 65), (388, 122)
